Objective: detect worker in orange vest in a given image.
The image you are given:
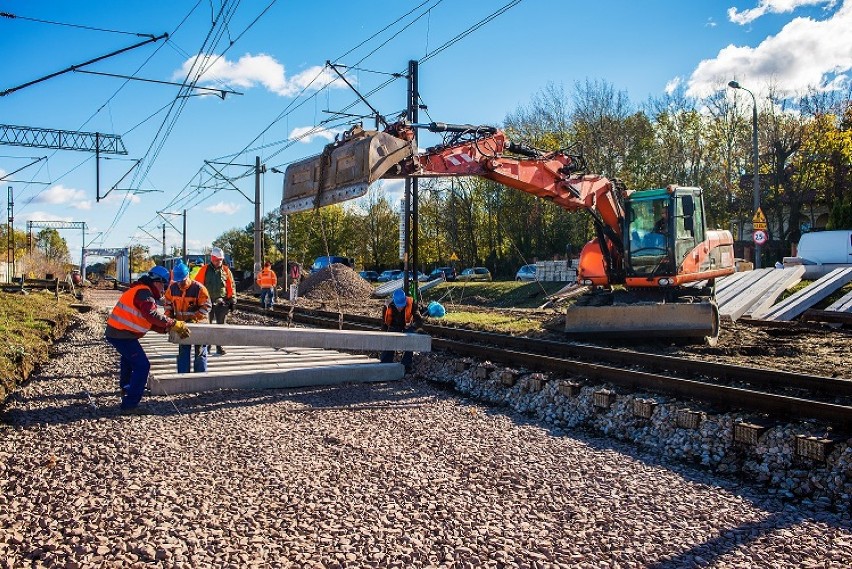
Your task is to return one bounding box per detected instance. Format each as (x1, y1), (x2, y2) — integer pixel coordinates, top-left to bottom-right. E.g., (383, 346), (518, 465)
(380, 289), (423, 373)
(256, 260), (278, 310)
(193, 246), (236, 355)
(105, 266), (190, 411)
(164, 260), (211, 373)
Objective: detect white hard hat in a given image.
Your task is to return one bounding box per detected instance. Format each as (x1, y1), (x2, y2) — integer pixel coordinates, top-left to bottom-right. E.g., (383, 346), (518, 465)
(211, 247), (224, 260)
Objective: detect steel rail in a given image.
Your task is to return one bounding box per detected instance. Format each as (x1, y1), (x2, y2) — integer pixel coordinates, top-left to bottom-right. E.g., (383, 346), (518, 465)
(243, 300), (852, 397)
(236, 299), (852, 428)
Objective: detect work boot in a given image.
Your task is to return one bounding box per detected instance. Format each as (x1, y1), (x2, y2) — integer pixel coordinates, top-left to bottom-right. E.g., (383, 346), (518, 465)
(216, 346), (226, 355)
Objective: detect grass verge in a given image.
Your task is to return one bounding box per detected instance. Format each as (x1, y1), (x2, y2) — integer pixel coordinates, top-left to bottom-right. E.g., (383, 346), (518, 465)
(421, 280), (566, 309)
(0, 290), (77, 405)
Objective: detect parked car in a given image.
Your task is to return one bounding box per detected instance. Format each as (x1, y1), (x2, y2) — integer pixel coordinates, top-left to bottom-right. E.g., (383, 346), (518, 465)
(515, 264), (537, 281)
(310, 255), (353, 272)
(393, 270), (429, 282)
(377, 270), (403, 282)
(456, 267), (492, 282)
(358, 270), (380, 282)
(428, 266), (457, 281)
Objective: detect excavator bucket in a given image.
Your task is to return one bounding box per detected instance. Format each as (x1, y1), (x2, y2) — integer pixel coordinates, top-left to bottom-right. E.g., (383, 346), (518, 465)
(281, 129), (414, 214)
(564, 301), (720, 345)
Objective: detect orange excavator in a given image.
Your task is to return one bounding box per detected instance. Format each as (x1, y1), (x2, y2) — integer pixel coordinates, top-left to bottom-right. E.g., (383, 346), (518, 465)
(282, 121), (735, 343)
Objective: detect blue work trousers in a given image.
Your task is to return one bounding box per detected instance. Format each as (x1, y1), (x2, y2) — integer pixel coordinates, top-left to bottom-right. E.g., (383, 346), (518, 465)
(106, 336), (150, 409)
(380, 327), (413, 370)
(260, 288), (276, 309)
(178, 344), (208, 373)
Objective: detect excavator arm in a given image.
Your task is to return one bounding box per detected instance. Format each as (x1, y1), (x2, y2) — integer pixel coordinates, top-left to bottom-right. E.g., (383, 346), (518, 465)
(282, 120), (626, 249)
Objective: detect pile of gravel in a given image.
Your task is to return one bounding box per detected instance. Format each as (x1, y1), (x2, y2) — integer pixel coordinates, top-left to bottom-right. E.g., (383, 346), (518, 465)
(298, 264), (373, 301)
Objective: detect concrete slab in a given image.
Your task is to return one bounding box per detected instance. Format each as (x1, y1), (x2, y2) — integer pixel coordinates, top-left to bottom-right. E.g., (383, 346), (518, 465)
(167, 323), (431, 352)
(149, 362), (404, 395)
(148, 354), (373, 373)
(715, 270), (751, 295)
(757, 267), (852, 321)
(825, 289), (852, 313)
(720, 267), (804, 321)
(743, 266), (805, 319)
(716, 269), (773, 306)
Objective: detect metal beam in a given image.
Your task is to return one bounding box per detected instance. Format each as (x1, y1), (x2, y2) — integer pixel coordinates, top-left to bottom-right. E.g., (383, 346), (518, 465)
(0, 124), (127, 154)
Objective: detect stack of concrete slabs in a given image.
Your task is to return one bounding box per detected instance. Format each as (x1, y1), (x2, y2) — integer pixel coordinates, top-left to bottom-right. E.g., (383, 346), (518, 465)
(139, 323), (432, 394)
(756, 267), (852, 321)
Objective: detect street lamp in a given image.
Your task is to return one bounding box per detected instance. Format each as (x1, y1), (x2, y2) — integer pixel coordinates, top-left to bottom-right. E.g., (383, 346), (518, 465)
(727, 80), (762, 268)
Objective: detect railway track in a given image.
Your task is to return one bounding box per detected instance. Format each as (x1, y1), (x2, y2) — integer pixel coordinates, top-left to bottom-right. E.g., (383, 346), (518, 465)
(236, 297), (852, 430)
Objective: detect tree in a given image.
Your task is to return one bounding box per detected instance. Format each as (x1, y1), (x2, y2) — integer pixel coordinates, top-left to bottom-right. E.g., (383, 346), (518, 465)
(353, 184), (398, 270)
(35, 228), (70, 263)
(214, 228), (253, 271)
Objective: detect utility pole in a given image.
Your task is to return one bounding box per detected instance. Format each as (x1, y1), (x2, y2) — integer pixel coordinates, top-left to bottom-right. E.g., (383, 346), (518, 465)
(182, 209), (187, 263)
(6, 186), (13, 282)
(161, 223), (166, 261)
(402, 60), (419, 299)
(254, 156), (264, 277)
(409, 60), (419, 300)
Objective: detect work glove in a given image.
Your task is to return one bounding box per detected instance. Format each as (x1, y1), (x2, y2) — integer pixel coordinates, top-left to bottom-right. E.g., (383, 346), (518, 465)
(171, 320), (191, 339)
(227, 298), (236, 312)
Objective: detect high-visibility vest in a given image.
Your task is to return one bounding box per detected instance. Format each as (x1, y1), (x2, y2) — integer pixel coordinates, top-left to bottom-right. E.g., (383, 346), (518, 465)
(194, 263), (235, 298)
(256, 268), (277, 288)
(165, 280), (211, 322)
(107, 285), (154, 335)
(383, 297), (413, 328)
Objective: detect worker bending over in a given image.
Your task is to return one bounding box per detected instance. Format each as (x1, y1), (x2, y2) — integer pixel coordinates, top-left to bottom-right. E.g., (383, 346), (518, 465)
(256, 260), (278, 310)
(380, 288), (423, 373)
(164, 260), (211, 373)
(194, 246), (236, 355)
(105, 266), (190, 411)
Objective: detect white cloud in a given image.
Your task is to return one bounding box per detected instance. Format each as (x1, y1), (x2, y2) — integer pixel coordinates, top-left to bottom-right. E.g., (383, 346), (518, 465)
(665, 77), (682, 95)
(289, 126), (340, 144)
(174, 53), (347, 97)
(100, 192), (142, 205)
(72, 200), (92, 211)
(31, 184), (87, 205)
(204, 201), (241, 215)
(379, 179), (405, 205)
(728, 0), (836, 25)
(686, 0), (852, 97)
(20, 211), (73, 223)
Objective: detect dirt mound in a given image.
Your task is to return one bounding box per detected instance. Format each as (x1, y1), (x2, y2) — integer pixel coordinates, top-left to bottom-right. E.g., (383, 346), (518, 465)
(298, 264), (373, 301)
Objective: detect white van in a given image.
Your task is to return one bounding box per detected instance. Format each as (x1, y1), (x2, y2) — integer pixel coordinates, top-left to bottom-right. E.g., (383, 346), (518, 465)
(783, 230), (852, 278)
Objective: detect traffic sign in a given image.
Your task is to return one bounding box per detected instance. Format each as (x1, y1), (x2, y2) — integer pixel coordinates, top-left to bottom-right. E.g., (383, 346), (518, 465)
(752, 208), (767, 231)
(449, 252), (459, 261)
(753, 229), (768, 246)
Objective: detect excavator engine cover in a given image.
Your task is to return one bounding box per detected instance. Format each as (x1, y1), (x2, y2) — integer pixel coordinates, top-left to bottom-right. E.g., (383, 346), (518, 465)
(281, 129), (413, 214)
(564, 301), (720, 344)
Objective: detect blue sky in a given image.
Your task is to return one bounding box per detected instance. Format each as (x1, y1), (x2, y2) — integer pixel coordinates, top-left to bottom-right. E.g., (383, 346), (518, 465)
(2, 0), (850, 263)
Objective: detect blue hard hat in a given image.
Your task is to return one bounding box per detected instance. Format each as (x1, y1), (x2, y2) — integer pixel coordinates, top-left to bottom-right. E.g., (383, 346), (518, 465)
(427, 301), (446, 318)
(172, 261), (189, 281)
(195, 258), (204, 265)
(148, 265), (170, 283)
(392, 288), (407, 309)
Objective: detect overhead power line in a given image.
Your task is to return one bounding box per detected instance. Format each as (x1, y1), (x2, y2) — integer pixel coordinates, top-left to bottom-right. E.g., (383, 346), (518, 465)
(0, 11), (156, 37)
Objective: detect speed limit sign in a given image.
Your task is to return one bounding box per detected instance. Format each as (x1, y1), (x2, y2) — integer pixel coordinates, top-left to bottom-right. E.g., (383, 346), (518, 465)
(753, 229), (768, 245)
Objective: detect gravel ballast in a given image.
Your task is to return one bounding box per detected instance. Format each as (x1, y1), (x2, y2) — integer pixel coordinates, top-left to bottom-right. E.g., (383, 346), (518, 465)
(1, 292), (850, 567)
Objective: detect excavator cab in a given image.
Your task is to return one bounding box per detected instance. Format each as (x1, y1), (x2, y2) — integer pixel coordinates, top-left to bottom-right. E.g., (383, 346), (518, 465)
(626, 193), (674, 277)
(623, 187), (721, 286)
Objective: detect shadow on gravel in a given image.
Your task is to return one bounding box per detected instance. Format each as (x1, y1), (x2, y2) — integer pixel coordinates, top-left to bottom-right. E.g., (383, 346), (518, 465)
(2, 380), (436, 428)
